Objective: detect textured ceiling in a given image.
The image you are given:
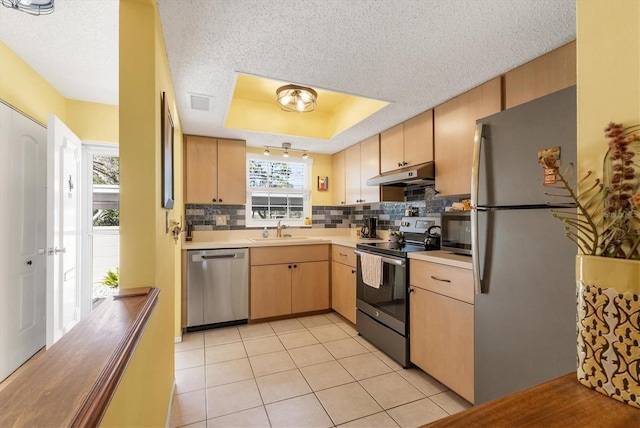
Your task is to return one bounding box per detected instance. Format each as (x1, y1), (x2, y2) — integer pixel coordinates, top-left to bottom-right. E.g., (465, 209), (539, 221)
(0, 1), (576, 155)
(0, 0), (118, 105)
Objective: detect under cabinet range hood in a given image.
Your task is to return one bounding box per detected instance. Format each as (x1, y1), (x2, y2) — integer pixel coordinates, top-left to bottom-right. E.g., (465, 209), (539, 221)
(366, 162), (435, 186)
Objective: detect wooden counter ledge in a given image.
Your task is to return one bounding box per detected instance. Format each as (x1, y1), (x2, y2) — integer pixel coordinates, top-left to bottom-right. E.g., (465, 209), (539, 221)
(425, 372), (640, 427)
(0, 287), (160, 427)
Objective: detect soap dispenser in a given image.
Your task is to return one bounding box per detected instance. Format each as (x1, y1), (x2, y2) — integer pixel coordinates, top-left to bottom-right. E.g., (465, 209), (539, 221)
(262, 227), (269, 238)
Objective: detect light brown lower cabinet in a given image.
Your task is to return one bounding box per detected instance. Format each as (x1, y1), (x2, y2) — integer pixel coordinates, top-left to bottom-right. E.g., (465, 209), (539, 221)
(250, 245), (329, 320)
(410, 259), (474, 403)
(292, 261), (330, 313)
(410, 286), (474, 402)
(250, 264), (293, 319)
(331, 261), (357, 323)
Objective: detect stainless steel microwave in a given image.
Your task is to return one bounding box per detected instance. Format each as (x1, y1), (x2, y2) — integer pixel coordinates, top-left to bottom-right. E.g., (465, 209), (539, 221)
(441, 211), (472, 255)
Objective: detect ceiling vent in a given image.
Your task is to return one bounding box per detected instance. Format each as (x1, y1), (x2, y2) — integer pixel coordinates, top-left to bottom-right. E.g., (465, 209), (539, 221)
(187, 93), (213, 111)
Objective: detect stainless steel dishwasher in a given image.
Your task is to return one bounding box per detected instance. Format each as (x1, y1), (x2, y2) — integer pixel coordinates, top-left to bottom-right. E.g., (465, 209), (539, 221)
(187, 248), (249, 330)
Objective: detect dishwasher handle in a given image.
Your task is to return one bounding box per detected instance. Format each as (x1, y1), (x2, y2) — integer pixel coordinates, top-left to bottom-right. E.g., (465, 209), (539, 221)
(190, 251), (246, 262)
(202, 254), (238, 260)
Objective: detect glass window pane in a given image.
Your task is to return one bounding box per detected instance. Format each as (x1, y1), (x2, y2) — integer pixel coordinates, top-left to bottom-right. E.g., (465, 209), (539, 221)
(247, 156), (309, 225)
(271, 194), (288, 206)
(289, 195), (303, 206)
(92, 154), (119, 227)
(270, 208), (287, 219)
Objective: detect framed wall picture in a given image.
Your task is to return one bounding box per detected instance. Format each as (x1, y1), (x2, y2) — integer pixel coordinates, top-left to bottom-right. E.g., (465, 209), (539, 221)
(317, 176), (328, 191)
(161, 91), (175, 209)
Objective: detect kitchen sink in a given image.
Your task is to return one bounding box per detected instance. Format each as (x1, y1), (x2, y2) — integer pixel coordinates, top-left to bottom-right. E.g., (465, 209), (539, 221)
(248, 236), (314, 242)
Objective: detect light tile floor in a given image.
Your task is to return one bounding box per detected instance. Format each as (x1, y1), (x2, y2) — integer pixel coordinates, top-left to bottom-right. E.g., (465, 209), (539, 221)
(171, 313), (471, 428)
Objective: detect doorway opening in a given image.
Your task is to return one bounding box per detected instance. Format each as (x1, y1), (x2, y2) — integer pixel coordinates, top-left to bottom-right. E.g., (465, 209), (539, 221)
(81, 143), (119, 314)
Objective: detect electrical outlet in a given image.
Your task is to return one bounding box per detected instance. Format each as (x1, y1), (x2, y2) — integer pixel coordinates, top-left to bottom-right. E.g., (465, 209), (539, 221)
(215, 215), (227, 226)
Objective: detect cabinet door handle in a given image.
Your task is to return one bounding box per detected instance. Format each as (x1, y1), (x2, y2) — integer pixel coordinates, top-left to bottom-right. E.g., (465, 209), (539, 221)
(288, 265), (292, 269)
(430, 275), (451, 283)
(212, 198), (217, 203)
(397, 162), (403, 167)
(351, 269), (356, 274)
(339, 253), (347, 257)
(293, 264), (297, 268)
(408, 287), (414, 293)
(218, 198), (222, 202)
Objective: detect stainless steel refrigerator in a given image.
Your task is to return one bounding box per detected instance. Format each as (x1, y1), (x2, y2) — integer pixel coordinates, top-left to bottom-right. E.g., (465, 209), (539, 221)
(471, 86), (577, 404)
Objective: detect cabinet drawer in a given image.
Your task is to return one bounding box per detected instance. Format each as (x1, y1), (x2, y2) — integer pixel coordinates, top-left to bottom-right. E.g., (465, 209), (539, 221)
(410, 260), (474, 304)
(251, 244), (329, 266)
(331, 245), (357, 267)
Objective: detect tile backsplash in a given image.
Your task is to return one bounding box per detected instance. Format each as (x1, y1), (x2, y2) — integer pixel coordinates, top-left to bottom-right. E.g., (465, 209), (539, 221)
(185, 185), (464, 231)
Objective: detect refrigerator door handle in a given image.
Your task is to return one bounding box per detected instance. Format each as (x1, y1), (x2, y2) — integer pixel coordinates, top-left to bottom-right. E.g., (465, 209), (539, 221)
(471, 123), (484, 294)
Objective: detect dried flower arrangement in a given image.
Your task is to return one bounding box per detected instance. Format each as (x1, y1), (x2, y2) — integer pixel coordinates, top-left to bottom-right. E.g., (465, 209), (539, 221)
(538, 122), (640, 259)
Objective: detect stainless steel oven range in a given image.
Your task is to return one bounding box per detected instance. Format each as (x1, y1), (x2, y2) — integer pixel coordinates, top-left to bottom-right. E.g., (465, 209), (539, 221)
(355, 215), (440, 368)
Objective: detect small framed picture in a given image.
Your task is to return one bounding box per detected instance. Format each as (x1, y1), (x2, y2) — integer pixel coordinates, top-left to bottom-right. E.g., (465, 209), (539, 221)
(317, 176), (328, 191)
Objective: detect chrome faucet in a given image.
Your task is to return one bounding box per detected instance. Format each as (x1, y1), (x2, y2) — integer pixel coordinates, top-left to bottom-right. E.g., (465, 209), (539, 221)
(276, 220), (288, 237)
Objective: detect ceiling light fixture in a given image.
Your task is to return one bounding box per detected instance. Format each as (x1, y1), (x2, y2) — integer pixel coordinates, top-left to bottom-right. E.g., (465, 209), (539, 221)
(276, 84), (318, 113)
(263, 143), (310, 159)
(1, 0), (54, 15)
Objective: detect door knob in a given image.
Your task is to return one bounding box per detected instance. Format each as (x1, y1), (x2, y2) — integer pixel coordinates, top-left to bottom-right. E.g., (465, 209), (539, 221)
(54, 247), (66, 254)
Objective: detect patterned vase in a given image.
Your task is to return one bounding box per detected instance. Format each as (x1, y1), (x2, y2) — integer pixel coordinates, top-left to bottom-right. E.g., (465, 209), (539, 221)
(576, 255), (640, 408)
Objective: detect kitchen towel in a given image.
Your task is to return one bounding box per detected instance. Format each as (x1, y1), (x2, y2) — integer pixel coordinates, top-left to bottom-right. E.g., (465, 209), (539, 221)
(360, 253), (382, 289)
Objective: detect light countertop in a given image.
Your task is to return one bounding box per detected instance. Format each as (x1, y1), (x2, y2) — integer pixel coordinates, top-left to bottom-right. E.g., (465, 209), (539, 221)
(181, 234), (386, 250)
(183, 231), (470, 269)
(409, 250), (473, 270)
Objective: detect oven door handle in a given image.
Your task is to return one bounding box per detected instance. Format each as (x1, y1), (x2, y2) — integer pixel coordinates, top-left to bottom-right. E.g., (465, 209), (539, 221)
(354, 250), (406, 267)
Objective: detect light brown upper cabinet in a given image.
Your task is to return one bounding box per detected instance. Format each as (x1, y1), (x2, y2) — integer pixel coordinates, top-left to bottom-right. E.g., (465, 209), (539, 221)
(184, 135), (246, 204)
(434, 78), (502, 196)
(380, 110), (434, 173)
(359, 135), (382, 203)
(334, 134), (389, 205)
(504, 41), (576, 109)
(380, 124), (404, 173)
(345, 135), (381, 204)
(332, 149), (346, 205)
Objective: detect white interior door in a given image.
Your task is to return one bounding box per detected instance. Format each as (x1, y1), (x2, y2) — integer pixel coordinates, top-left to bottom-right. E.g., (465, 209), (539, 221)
(0, 103), (47, 381)
(46, 115), (82, 348)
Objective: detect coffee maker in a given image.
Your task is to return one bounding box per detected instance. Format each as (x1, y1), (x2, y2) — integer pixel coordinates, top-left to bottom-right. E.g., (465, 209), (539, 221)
(360, 217), (378, 238)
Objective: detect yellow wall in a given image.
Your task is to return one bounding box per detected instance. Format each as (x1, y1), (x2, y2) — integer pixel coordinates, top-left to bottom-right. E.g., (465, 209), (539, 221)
(66, 99), (119, 143)
(576, 0), (640, 179)
(0, 42), (118, 143)
(100, 0), (182, 426)
(576, 1), (640, 262)
(245, 146), (335, 205)
(0, 41), (66, 124)
(0, 42), (66, 123)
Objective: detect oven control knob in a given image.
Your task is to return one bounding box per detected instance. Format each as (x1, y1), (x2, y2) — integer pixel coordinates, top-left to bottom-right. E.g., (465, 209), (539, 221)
(375, 311), (379, 317)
